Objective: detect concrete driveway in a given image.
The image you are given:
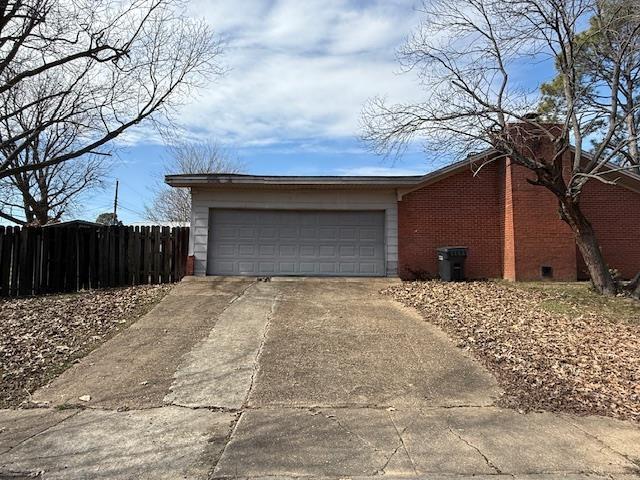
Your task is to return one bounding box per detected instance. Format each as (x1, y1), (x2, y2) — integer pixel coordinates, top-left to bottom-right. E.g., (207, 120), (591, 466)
(1, 278), (639, 479)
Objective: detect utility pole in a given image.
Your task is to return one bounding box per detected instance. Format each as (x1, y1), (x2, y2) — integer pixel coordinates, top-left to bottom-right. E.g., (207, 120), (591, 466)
(112, 179), (119, 225)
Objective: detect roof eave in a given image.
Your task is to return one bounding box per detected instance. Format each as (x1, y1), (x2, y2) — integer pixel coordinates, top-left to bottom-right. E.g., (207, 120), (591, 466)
(164, 175), (424, 189)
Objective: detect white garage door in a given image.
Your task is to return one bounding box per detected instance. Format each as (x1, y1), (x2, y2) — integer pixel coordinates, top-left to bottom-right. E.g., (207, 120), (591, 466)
(207, 209), (386, 276)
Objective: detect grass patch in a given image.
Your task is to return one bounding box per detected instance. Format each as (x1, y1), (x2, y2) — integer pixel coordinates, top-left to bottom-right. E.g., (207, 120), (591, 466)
(516, 281), (640, 324)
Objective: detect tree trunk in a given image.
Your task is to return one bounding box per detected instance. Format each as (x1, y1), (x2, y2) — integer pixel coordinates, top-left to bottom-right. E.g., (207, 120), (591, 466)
(559, 198), (617, 296)
(34, 209), (49, 226)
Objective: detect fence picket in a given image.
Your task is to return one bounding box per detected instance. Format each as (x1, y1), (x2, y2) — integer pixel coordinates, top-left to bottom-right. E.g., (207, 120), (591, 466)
(0, 226), (10, 296)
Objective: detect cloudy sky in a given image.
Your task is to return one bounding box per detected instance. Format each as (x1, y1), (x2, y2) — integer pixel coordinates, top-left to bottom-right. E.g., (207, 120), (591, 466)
(84, 0), (551, 223)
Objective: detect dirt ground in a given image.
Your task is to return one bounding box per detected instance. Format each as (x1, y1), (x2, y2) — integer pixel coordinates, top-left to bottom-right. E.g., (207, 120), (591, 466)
(385, 280), (640, 422)
(0, 285), (171, 408)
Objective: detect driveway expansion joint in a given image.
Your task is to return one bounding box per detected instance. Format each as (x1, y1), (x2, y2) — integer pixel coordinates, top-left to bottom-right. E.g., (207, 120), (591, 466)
(209, 410), (245, 477)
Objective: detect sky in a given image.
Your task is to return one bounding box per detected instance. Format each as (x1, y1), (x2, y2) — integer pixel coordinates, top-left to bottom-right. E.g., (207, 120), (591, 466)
(80, 0), (555, 224)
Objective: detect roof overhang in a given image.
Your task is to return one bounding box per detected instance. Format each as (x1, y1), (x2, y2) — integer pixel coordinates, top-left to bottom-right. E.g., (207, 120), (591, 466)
(165, 173), (424, 189)
(164, 150), (498, 193)
(164, 147), (640, 195)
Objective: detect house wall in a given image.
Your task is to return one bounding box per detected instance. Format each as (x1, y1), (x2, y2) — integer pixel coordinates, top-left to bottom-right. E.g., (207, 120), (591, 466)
(398, 157), (578, 282)
(397, 162), (504, 280)
(580, 180), (640, 279)
(190, 187), (398, 276)
(503, 159), (577, 281)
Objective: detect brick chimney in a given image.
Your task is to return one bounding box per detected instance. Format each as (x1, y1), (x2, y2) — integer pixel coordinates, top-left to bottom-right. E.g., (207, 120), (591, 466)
(501, 121), (577, 281)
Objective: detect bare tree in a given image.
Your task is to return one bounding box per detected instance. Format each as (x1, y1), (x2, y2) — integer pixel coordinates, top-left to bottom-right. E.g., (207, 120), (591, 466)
(0, 157), (104, 225)
(145, 138), (243, 224)
(0, 72), (107, 224)
(363, 0), (640, 295)
(539, 0), (640, 167)
(0, 0), (223, 182)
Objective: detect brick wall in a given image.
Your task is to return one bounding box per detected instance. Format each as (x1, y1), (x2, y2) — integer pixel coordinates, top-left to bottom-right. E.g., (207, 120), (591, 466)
(580, 180), (640, 279)
(397, 162), (504, 280)
(398, 131), (640, 282)
(504, 160), (577, 281)
(502, 159), (516, 280)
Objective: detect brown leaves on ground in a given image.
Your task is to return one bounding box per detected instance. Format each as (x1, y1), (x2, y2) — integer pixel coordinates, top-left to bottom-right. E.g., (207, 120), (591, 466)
(385, 281), (640, 422)
(0, 285), (171, 408)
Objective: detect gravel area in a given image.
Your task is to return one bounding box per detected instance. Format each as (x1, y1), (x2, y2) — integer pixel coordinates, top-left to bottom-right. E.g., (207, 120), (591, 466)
(385, 281), (640, 422)
(0, 285), (171, 408)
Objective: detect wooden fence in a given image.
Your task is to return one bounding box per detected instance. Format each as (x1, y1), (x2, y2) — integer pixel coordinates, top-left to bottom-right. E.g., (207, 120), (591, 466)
(0, 225), (189, 297)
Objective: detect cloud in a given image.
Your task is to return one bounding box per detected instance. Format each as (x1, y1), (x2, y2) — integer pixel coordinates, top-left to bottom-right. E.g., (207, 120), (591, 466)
(336, 166), (424, 176)
(175, 0), (424, 150)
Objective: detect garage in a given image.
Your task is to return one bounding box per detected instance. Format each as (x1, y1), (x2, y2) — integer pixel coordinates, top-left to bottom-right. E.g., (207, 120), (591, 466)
(207, 209), (386, 276)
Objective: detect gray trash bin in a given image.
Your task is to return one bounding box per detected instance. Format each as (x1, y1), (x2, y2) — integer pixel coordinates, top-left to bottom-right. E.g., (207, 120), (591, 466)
(437, 247), (468, 281)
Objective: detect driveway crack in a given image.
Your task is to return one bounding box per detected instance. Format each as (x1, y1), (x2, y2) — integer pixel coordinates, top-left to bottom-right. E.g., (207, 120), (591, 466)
(555, 414), (640, 470)
(388, 412), (417, 475)
(208, 411), (244, 478)
(0, 408), (81, 457)
(377, 441), (403, 475)
(318, 410), (382, 454)
(447, 426), (502, 474)
(242, 292), (281, 408)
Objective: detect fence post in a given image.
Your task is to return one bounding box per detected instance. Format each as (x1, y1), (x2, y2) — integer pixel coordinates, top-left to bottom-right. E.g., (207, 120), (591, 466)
(0, 227), (9, 296)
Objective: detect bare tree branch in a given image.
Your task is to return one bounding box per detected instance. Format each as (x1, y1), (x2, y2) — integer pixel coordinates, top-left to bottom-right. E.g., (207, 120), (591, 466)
(144, 135), (244, 224)
(0, 0), (224, 181)
(362, 0), (637, 295)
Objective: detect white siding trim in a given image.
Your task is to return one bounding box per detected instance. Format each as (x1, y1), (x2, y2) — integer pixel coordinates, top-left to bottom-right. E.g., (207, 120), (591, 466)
(190, 187), (399, 277)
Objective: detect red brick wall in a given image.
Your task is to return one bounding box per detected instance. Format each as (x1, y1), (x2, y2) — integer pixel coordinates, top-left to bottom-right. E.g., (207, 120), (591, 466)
(580, 180), (640, 279)
(398, 145), (640, 282)
(502, 159), (516, 280)
(504, 160), (577, 281)
(398, 163), (503, 280)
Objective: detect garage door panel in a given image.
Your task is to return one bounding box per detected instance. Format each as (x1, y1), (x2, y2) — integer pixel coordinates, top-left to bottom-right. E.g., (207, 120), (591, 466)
(300, 245), (316, 257)
(300, 227), (316, 239)
(339, 227), (357, 240)
(259, 227), (277, 239)
(258, 262), (276, 274)
(280, 226), (298, 238)
(217, 226), (237, 239)
(279, 245), (297, 257)
(359, 263), (377, 274)
(359, 228), (380, 241)
(340, 263), (356, 273)
(259, 245), (276, 256)
(207, 209), (385, 276)
(238, 227), (256, 238)
(299, 262), (316, 274)
(212, 260), (235, 274)
(238, 262), (255, 274)
(319, 263), (336, 273)
(217, 244), (236, 257)
(339, 245), (356, 257)
(279, 262), (296, 274)
(359, 246), (376, 257)
(319, 245), (336, 257)
(318, 227), (337, 239)
(238, 245), (255, 255)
